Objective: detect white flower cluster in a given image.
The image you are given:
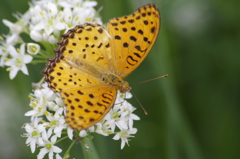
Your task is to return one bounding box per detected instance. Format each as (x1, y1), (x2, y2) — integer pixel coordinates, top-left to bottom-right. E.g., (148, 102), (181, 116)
(0, 0), (101, 79)
(23, 82), (139, 158)
(1, 0), (140, 158)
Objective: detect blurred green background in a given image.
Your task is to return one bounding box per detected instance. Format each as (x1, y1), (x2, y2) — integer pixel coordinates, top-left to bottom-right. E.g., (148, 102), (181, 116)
(0, 0), (240, 159)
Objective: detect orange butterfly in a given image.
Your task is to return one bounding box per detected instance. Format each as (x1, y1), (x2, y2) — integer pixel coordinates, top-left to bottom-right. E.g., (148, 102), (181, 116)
(42, 4), (160, 130)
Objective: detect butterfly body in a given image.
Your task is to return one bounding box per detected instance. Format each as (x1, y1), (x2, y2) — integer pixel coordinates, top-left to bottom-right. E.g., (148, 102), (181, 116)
(63, 51), (131, 93)
(42, 4), (160, 130)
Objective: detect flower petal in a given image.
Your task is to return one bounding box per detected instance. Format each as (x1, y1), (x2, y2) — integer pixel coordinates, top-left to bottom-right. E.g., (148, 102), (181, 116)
(79, 130), (87, 137)
(67, 128), (73, 140)
(30, 30), (42, 42)
(37, 148), (48, 159)
(21, 64), (29, 75)
(20, 44), (25, 55)
(30, 139), (37, 153)
(52, 145), (62, 153)
(48, 151), (54, 159)
(9, 65), (19, 79)
(113, 133), (120, 140)
(23, 54), (33, 63)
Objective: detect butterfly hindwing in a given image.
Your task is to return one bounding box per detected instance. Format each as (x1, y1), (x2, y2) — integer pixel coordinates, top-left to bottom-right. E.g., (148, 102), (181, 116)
(62, 85), (117, 130)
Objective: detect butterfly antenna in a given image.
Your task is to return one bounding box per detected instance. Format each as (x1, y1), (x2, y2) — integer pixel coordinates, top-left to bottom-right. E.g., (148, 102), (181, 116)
(132, 92), (148, 115)
(131, 74), (168, 86)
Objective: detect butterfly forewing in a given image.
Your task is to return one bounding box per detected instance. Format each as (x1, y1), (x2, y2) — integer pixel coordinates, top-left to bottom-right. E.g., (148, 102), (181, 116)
(43, 24), (114, 92)
(43, 56), (102, 92)
(107, 4), (160, 78)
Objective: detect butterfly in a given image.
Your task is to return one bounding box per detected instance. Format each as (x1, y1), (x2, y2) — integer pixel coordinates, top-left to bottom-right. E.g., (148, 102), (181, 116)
(42, 4), (160, 130)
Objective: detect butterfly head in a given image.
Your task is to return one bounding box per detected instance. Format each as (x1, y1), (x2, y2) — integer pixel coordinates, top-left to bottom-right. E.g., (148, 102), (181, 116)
(119, 81), (131, 93)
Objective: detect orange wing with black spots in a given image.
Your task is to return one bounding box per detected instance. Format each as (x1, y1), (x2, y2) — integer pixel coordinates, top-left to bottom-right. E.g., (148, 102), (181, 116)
(43, 24), (113, 92)
(42, 24), (118, 130)
(62, 85), (117, 130)
(107, 4), (160, 78)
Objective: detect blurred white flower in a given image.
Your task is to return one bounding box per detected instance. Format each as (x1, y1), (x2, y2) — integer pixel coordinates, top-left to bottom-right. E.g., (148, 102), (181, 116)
(23, 117), (45, 153)
(113, 128), (137, 149)
(33, 82), (56, 105)
(37, 133), (62, 159)
(30, 30), (42, 42)
(5, 44), (33, 79)
(27, 43), (40, 55)
(45, 107), (67, 137)
(79, 129), (88, 137)
(48, 97), (64, 111)
(119, 102), (140, 129)
(25, 98), (47, 117)
(0, 41), (10, 66)
(3, 19), (23, 36)
(95, 119), (115, 136)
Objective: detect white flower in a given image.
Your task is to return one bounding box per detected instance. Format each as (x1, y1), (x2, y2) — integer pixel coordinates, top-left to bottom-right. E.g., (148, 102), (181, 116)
(48, 35), (58, 44)
(4, 10), (30, 33)
(45, 107), (67, 137)
(73, 6), (97, 24)
(114, 93), (126, 105)
(3, 19), (23, 36)
(23, 117), (45, 153)
(29, 2), (66, 42)
(113, 128), (137, 149)
(95, 120), (115, 136)
(33, 82), (56, 105)
(5, 44), (32, 79)
(0, 41), (10, 67)
(38, 133), (62, 159)
(27, 43), (40, 55)
(82, 1), (98, 8)
(2, 11), (30, 44)
(25, 98), (47, 117)
(79, 129), (88, 137)
(5, 33), (23, 45)
(48, 97), (64, 111)
(118, 102), (140, 130)
(102, 107), (119, 131)
(79, 126), (95, 137)
(30, 30), (42, 42)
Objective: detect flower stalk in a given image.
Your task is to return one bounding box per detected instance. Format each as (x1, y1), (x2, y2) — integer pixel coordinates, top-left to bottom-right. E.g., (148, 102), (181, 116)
(81, 138), (100, 159)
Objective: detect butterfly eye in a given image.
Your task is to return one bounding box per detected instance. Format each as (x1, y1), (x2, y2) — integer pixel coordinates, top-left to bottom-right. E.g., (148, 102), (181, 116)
(102, 77), (107, 81)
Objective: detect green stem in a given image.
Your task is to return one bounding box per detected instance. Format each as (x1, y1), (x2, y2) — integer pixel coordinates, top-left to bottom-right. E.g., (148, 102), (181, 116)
(38, 49), (54, 58)
(80, 137), (100, 159)
(55, 136), (68, 144)
(30, 60), (46, 64)
(63, 138), (77, 159)
(41, 41), (55, 57)
(30, 53), (50, 59)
